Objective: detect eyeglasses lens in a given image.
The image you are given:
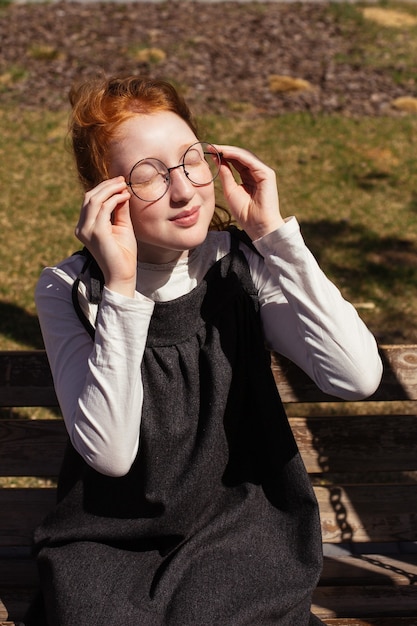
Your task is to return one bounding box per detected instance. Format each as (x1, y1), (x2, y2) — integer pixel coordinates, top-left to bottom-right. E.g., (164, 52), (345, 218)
(129, 159), (169, 203)
(182, 142), (221, 186)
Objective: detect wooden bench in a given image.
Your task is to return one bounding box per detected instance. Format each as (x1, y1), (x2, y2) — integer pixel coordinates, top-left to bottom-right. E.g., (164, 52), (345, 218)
(1, 347), (417, 625)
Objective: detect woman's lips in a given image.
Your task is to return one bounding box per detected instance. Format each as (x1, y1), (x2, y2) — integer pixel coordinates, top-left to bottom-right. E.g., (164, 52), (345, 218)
(170, 206), (200, 227)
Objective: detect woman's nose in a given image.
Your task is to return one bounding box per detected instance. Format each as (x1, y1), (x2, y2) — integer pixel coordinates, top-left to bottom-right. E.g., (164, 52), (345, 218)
(169, 166), (195, 202)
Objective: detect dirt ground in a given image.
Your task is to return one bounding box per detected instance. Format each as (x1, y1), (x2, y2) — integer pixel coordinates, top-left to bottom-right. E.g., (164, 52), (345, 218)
(0, 1), (416, 116)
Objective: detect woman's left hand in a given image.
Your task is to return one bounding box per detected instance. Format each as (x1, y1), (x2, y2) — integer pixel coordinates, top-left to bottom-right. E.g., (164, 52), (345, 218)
(213, 145), (285, 240)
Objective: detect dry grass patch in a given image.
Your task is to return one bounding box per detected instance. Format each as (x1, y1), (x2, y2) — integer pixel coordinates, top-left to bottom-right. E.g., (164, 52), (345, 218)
(0, 66), (27, 86)
(392, 96), (417, 113)
(355, 146), (400, 174)
(130, 46), (166, 64)
(361, 7), (417, 28)
(268, 75), (313, 94)
(28, 44), (63, 61)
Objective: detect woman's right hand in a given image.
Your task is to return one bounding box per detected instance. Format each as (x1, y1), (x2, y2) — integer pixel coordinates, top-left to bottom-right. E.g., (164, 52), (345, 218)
(214, 145), (285, 241)
(75, 177), (137, 298)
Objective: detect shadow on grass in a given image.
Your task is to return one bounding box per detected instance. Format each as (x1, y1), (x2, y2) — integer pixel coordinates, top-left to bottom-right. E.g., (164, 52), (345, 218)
(0, 300), (44, 349)
(299, 218), (417, 343)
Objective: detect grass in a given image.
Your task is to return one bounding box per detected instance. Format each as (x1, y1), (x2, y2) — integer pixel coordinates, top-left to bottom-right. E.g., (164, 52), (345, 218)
(1, 109), (417, 349)
(0, 0), (417, 351)
(0, 108), (79, 348)
(329, 2), (417, 84)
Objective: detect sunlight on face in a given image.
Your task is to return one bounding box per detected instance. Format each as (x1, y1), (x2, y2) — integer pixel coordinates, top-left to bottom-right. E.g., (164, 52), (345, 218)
(109, 111), (216, 264)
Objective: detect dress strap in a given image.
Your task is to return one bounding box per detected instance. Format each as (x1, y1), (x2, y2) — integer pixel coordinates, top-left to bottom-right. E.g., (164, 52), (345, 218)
(71, 248), (104, 340)
(227, 225), (263, 258)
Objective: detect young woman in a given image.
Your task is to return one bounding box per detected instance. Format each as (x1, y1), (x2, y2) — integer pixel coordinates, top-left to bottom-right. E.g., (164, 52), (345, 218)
(29, 76), (382, 625)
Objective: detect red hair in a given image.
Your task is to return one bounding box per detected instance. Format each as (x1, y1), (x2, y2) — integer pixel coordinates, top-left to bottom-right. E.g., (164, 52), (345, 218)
(69, 76), (198, 191)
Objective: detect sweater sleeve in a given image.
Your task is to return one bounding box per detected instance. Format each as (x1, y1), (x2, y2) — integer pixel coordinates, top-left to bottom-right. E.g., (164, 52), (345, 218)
(245, 217), (382, 400)
(35, 261), (155, 477)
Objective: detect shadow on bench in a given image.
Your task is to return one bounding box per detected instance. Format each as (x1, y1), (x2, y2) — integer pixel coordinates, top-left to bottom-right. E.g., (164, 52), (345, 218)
(1, 347), (417, 625)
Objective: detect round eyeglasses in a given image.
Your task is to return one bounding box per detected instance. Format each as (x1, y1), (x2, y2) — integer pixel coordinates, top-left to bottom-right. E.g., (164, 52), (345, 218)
(126, 141), (222, 203)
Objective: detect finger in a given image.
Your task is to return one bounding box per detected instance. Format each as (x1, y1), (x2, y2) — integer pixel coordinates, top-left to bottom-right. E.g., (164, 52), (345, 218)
(217, 162), (245, 204)
(213, 145), (262, 167)
(94, 191), (131, 227)
(83, 176), (127, 206)
(217, 156), (236, 184)
(213, 145), (271, 182)
(78, 178), (130, 230)
(76, 193), (131, 243)
(111, 198), (133, 228)
(217, 157), (257, 200)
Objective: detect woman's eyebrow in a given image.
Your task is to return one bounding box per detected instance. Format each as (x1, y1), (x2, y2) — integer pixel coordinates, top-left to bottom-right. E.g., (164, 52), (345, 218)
(177, 141), (199, 156)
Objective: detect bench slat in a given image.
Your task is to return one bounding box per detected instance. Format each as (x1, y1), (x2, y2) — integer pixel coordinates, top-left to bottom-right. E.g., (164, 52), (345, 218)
(0, 558), (37, 587)
(1, 485), (416, 546)
(0, 490), (55, 547)
(0, 352), (57, 408)
(0, 420), (66, 477)
(272, 345), (417, 402)
(0, 588), (35, 623)
(2, 345), (417, 406)
(324, 617), (417, 626)
(2, 583), (417, 623)
(292, 414), (417, 473)
(2, 414), (417, 478)
(316, 484), (417, 543)
(321, 554), (417, 586)
(313, 584), (417, 618)
(4, 553), (416, 588)
(2, 611), (417, 625)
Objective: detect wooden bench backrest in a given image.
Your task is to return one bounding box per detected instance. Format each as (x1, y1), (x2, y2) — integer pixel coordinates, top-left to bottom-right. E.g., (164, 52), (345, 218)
(1, 347), (417, 548)
(0, 346), (417, 545)
(1, 348), (417, 623)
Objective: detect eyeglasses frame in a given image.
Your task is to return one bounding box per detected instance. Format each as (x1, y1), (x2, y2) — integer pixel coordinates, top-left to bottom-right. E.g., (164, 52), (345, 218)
(126, 141), (222, 203)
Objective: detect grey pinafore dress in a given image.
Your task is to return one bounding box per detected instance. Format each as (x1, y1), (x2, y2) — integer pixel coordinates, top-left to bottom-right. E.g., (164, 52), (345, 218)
(30, 233), (324, 625)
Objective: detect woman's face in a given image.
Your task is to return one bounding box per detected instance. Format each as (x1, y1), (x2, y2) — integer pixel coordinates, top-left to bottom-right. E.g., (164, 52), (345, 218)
(108, 111), (216, 264)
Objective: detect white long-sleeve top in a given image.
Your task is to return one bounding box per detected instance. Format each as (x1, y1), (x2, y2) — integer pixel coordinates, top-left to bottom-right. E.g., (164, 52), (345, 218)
(35, 217), (382, 477)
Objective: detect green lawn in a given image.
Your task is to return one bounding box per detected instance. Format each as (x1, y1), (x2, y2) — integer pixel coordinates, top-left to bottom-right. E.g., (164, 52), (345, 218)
(1, 1), (417, 349)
